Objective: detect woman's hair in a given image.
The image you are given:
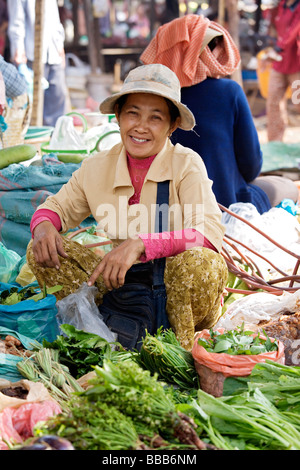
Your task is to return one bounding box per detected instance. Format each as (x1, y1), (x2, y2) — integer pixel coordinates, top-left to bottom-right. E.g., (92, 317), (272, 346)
(114, 94), (180, 126)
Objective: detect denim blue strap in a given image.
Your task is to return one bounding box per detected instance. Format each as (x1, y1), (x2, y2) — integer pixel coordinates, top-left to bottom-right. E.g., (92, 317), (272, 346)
(152, 180), (169, 329)
(153, 181), (169, 289)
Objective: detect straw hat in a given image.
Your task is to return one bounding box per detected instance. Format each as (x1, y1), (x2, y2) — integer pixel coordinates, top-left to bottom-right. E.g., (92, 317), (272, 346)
(200, 26), (223, 54)
(99, 64), (195, 131)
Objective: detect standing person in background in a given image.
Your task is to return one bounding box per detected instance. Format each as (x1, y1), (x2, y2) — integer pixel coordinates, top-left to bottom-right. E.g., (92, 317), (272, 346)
(265, 0), (300, 141)
(7, 0), (68, 127)
(141, 14), (299, 214)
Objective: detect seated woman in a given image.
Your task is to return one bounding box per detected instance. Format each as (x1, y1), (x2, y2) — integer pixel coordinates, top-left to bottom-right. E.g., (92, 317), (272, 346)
(26, 64), (228, 351)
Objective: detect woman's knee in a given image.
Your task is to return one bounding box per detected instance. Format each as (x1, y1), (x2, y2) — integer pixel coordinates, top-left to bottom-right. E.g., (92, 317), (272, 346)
(165, 247), (227, 288)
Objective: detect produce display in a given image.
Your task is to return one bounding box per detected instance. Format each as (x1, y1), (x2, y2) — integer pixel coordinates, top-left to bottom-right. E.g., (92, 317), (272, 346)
(258, 312), (300, 365)
(41, 323), (124, 379)
(34, 359), (214, 450)
(0, 321), (299, 451)
(0, 214), (299, 451)
(0, 94), (299, 452)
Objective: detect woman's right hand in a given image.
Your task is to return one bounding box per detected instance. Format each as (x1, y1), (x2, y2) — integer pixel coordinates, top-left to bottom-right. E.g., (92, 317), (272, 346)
(32, 221), (68, 269)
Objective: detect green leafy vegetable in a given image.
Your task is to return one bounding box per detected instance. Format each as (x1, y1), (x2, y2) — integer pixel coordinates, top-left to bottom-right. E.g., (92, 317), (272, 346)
(0, 284), (62, 305)
(41, 324), (130, 378)
(137, 328), (198, 389)
(192, 387), (300, 450)
(198, 324), (278, 356)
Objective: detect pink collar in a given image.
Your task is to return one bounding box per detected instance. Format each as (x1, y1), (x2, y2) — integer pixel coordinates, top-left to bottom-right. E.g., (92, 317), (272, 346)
(126, 151), (157, 169)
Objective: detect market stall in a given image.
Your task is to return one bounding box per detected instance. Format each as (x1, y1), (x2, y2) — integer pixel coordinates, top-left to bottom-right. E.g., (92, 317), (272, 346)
(0, 0), (300, 454)
(0, 166), (300, 450)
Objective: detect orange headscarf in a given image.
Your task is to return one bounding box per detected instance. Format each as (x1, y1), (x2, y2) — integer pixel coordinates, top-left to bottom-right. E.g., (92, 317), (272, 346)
(140, 15), (241, 87)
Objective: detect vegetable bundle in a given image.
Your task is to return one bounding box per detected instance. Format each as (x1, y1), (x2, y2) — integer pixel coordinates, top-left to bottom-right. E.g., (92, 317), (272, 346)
(137, 328), (198, 389)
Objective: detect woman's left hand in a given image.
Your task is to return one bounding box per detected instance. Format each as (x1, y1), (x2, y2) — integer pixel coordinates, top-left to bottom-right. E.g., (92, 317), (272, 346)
(88, 237), (145, 290)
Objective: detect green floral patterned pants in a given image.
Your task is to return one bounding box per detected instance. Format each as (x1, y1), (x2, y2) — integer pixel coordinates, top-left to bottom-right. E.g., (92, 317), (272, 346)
(27, 239), (228, 350)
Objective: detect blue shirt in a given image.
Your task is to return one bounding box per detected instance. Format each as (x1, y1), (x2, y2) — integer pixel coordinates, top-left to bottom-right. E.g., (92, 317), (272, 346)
(172, 78), (271, 214)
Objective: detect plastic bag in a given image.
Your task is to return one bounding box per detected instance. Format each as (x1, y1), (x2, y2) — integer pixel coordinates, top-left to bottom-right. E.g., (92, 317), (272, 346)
(48, 115), (86, 151)
(0, 379), (55, 412)
(0, 327), (35, 382)
(0, 243), (21, 284)
(192, 328), (285, 397)
(0, 282), (60, 343)
(0, 399), (61, 450)
(67, 225), (112, 257)
(216, 289), (300, 331)
(56, 282), (117, 343)
(222, 203), (300, 274)
(0, 353), (25, 383)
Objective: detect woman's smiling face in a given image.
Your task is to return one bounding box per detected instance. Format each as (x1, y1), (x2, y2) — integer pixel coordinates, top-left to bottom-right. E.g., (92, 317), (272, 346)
(116, 93), (179, 159)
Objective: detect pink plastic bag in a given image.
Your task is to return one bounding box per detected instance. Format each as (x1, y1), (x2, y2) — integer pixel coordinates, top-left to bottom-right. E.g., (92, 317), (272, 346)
(0, 400), (61, 450)
(192, 328), (285, 397)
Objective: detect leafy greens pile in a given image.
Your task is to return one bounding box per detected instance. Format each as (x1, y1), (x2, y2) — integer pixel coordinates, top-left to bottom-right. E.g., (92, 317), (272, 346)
(41, 324), (130, 378)
(35, 359), (210, 450)
(0, 284), (62, 305)
(197, 324), (278, 355)
(179, 360), (300, 450)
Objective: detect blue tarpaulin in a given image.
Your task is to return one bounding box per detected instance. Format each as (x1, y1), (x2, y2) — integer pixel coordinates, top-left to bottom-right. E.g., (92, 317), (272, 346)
(261, 141), (300, 173)
(0, 154), (93, 256)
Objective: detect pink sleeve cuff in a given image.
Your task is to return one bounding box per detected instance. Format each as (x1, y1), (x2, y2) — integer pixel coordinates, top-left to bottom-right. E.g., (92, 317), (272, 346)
(30, 209), (62, 236)
(139, 228), (217, 262)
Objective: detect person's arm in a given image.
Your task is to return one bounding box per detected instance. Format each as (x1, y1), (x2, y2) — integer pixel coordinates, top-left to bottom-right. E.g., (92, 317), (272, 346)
(31, 162), (91, 268)
(36, 163), (92, 234)
(7, 0), (27, 64)
(30, 208), (62, 235)
(138, 228), (217, 262)
(0, 55), (27, 98)
(233, 84), (263, 182)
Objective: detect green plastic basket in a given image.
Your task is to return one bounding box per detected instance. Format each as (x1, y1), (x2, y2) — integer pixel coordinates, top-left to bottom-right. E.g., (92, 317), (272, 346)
(40, 112), (120, 158)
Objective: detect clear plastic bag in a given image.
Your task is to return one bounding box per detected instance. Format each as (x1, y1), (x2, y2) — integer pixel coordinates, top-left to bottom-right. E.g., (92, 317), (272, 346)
(56, 282), (117, 343)
(48, 115), (86, 151)
(67, 225), (112, 258)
